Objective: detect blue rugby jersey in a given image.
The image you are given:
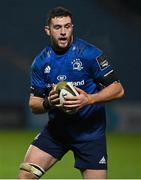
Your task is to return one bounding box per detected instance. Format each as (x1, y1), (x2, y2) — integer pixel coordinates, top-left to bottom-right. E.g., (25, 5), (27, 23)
(31, 38), (114, 141)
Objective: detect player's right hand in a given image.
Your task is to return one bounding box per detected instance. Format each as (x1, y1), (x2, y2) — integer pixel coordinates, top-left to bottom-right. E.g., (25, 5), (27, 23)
(48, 87), (61, 107)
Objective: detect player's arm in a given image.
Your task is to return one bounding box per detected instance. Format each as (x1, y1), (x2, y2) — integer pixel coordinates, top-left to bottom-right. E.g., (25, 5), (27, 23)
(29, 96), (45, 114)
(29, 87), (60, 114)
(76, 81), (124, 106)
(87, 81), (124, 104)
(64, 81), (124, 109)
(85, 52), (124, 105)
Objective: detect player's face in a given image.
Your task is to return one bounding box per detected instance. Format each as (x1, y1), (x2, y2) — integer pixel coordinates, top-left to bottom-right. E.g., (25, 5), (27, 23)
(45, 16), (73, 51)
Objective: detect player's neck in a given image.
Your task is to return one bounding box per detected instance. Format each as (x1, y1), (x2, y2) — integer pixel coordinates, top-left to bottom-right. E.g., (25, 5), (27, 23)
(52, 46), (69, 55)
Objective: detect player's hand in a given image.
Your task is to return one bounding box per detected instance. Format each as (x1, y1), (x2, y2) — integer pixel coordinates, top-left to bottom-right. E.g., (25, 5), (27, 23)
(63, 87), (91, 110)
(48, 87), (61, 107)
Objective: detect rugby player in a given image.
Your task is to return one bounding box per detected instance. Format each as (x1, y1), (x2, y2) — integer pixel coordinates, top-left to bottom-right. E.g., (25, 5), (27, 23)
(18, 6), (124, 179)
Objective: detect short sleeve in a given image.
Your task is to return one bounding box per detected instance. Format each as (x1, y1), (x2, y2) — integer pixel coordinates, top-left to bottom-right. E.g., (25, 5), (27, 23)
(30, 57), (46, 94)
(83, 45), (119, 88)
(87, 47), (114, 80)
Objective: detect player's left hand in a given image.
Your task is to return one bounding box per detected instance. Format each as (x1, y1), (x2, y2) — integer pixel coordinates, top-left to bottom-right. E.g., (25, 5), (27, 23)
(63, 87), (90, 110)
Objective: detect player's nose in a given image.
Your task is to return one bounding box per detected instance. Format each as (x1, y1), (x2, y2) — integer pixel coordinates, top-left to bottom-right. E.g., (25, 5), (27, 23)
(60, 27), (66, 35)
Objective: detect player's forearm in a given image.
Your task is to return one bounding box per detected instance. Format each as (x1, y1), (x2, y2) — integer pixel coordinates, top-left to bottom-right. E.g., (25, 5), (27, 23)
(88, 82), (124, 104)
(29, 96), (47, 114)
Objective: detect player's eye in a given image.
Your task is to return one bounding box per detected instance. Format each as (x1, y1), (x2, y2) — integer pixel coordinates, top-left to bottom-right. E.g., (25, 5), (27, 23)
(65, 24), (72, 29)
(54, 25), (61, 30)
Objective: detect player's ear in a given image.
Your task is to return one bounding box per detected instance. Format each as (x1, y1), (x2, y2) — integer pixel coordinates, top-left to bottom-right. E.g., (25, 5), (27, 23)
(45, 26), (50, 36)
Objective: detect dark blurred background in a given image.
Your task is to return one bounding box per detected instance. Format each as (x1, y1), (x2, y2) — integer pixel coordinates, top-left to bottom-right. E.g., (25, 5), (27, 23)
(0, 0), (141, 131)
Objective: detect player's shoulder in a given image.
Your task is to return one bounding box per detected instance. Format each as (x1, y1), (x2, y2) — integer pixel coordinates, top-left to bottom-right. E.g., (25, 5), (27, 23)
(31, 46), (50, 69)
(74, 38), (103, 59)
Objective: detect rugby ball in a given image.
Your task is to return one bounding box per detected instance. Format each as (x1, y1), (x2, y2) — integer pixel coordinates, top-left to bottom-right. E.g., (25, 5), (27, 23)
(56, 81), (79, 114)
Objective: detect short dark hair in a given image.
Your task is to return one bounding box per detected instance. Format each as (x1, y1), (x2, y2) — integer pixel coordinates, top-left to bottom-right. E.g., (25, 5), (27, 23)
(46, 6), (72, 26)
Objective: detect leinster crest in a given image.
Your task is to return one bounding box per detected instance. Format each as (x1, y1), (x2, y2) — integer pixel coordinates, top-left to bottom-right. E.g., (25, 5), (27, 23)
(71, 59), (83, 71)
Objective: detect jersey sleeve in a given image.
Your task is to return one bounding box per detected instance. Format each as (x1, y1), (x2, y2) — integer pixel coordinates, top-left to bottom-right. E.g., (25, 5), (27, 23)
(86, 46), (119, 88)
(30, 57), (46, 97)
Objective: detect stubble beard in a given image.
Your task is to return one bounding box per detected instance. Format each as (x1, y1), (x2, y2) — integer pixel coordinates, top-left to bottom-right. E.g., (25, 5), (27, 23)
(51, 35), (73, 52)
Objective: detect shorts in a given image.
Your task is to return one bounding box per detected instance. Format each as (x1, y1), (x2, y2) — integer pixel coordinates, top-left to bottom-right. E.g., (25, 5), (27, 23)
(32, 128), (107, 170)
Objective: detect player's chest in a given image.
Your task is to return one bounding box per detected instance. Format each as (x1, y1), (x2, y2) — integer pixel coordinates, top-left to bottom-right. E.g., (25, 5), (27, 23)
(44, 56), (89, 84)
